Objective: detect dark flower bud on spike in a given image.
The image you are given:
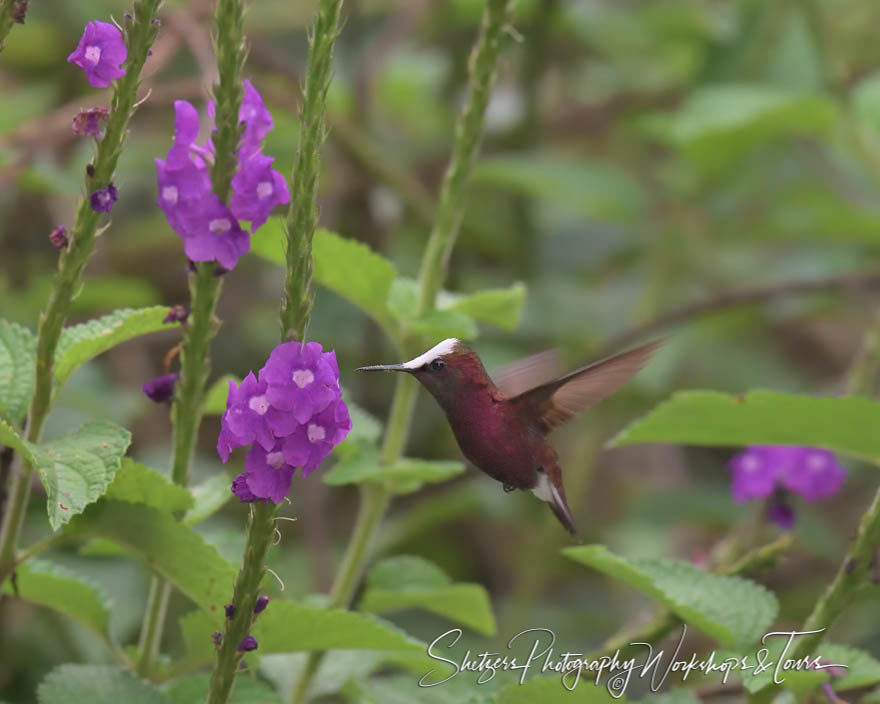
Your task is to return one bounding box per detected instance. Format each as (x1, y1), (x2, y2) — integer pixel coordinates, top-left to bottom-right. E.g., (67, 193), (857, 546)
(224, 603), (236, 620)
(12, 0), (29, 24)
(90, 183), (118, 213)
(163, 305), (189, 324)
(49, 226), (69, 251)
(237, 636), (258, 652)
(86, 164), (95, 177)
(253, 595), (269, 614)
(142, 373), (178, 403)
(211, 631), (222, 646)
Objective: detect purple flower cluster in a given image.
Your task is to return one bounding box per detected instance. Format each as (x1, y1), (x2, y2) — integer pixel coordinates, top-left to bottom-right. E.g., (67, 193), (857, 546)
(219, 342), (351, 504)
(728, 445), (845, 530)
(67, 21), (127, 88)
(155, 81), (289, 270)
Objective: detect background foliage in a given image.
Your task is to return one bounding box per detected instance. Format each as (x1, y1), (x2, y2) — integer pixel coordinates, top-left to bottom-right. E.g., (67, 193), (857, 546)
(3, 0), (880, 701)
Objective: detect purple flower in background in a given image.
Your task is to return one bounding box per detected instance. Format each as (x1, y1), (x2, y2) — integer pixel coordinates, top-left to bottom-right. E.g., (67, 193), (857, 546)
(261, 342), (341, 424)
(49, 226), (68, 250)
(67, 21), (127, 88)
(219, 341), (350, 505)
(230, 152), (289, 230)
(728, 445), (845, 529)
(237, 636), (258, 652)
(217, 372), (297, 461)
(90, 183), (118, 213)
(142, 373), (178, 403)
(283, 401), (352, 475)
(243, 443), (296, 505)
(71, 106), (109, 136)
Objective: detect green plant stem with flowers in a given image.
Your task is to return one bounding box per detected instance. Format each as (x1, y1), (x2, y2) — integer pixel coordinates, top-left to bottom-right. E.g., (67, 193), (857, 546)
(0, 0), (162, 586)
(289, 1), (514, 701)
(0, 0), (18, 51)
(206, 1), (344, 702)
(136, 0), (245, 678)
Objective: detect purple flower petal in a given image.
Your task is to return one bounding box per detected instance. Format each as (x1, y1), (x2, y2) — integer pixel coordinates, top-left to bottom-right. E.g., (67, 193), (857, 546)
(237, 635), (258, 652)
(781, 448), (846, 501)
(231, 472), (260, 502)
(142, 373), (178, 403)
(229, 152), (290, 231)
(282, 399), (351, 475)
(767, 499), (795, 531)
(244, 444), (296, 504)
(71, 106), (109, 136)
(90, 183), (118, 213)
(238, 79), (274, 156)
(49, 226), (68, 250)
(67, 21), (127, 88)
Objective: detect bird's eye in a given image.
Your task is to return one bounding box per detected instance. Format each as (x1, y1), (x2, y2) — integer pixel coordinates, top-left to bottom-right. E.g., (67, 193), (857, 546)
(428, 358), (446, 372)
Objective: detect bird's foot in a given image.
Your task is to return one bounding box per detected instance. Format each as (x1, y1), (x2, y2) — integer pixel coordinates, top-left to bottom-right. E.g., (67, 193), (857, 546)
(503, 483), (516, 493)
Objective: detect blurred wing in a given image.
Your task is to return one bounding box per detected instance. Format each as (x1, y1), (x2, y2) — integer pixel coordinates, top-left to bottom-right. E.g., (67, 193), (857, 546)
(491, 348), (563, 397)
(513, 340), (662, 433)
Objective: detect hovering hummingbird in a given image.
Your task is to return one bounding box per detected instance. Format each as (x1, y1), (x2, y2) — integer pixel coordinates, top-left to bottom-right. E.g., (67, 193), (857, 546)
(357, 338), (661, 535)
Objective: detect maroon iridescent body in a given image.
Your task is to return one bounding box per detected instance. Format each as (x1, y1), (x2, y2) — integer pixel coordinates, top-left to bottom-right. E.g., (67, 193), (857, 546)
(357, 338), (661, 535)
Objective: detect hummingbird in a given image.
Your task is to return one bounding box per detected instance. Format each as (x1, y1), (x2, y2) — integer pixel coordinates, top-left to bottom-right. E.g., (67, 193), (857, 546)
(357, 338), (661, 535)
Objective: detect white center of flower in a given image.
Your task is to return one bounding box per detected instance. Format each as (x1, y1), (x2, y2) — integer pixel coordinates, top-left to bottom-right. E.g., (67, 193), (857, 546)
(307, 424), (326, 443)
(248, 394), (270, 416)
(806, 453), (827, 472)
(741, 455), (761, 472)
(256, 181), (274, 199)
(291, 369), (314, 388)
(266, 451), (285, 469)
(209, 217), (231, 234)
(162, 185), (179, 205)
(84, 45), (102, 65)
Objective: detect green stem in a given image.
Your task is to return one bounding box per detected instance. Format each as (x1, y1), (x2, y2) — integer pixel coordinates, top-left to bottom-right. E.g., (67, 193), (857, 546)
(290, 3), (513, 702)
(206, 503), (276, 704)
(0, 0), (17, 51)
(280, 0), (343, 342)
(138, 0), (246, 677)
(0, 0), (162, 584)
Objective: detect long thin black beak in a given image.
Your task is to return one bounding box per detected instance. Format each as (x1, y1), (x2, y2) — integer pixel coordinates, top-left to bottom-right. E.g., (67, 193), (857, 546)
(355, 364), (411, 373)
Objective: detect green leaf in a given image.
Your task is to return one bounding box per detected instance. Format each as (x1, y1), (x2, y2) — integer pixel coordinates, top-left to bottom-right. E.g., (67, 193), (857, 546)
(184, 473), (232, 525)
(203, 375), (239, 415)
(822, 644), (880, 691)
(105, 459), (193, 513)
(611, 390), (880, 464)
(441, 283), (526, 332)
(494, 676), (625, 703)
(248, 216), (286, 265)
(411, 308), (479, 342)
(54, 307), (177, 386)
(472, 154), (645, 222)
(37, 665), (170, 704)
(32, 420), (131, 530)
(344, 398), (383, 445)
(349, 674), (496, 704)
(563, 545), (777, 648)
(165, 673), (281, 704)
(253, 601), (424, 652)
(178, 609), (217, 670)
(313, 229), (397, 332)
(669, 84), (836, 167)
(2, 559), (110, 638)
(360, 556), (496, 635)
(324, 448), (465, 494)
(66, 501), (236, 620)
(0, 319), (35, 424)
(0, 415), (33, 462)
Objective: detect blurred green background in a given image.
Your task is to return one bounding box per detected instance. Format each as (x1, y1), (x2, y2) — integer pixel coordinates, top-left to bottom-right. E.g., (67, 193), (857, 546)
(3, 0), (880, 700)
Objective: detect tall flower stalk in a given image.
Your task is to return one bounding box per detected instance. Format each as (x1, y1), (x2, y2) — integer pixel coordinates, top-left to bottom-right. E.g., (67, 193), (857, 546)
(0, 0), (162, 584)
(206, 1), (345, 702)
(137, 0), (246, 675)
(289, 1), (514, 701)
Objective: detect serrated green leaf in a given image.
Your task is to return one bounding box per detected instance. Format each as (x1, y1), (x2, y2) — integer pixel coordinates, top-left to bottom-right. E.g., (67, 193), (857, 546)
(2, 559), (110, 638)
(31, 420), (131, 530)
(324, 448), (464, 494)
(204, 375), (240, 416)
(312, 229), (397, 332)
(670, 84), (836, 167)
(563, 545), (777, 648)
(165, 673), (281, 704)
(178, 609), (217, 670)
(261, 651), (388, 702)
(360, 556), (496, 635)
(350, 674), (497, 704)
(611, 390), (880, 464)
(823, 644), (880, 691)
(249, 217), (286, 265)
(441, 283), (526, 332)
(37, 665), (170, 704)
(0, 319), (35, 424)
(411, 308), (479, 341)
(66, 501), (236, 620)
(253, 601), (424, 652)
(105, 459), (193, 513)
(54, 307), (177, 386)
(184, 473), (232, 525)
(0, 415), (33, 463)
(472, 154), (645, 222)
(494, 676), (624, 703)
